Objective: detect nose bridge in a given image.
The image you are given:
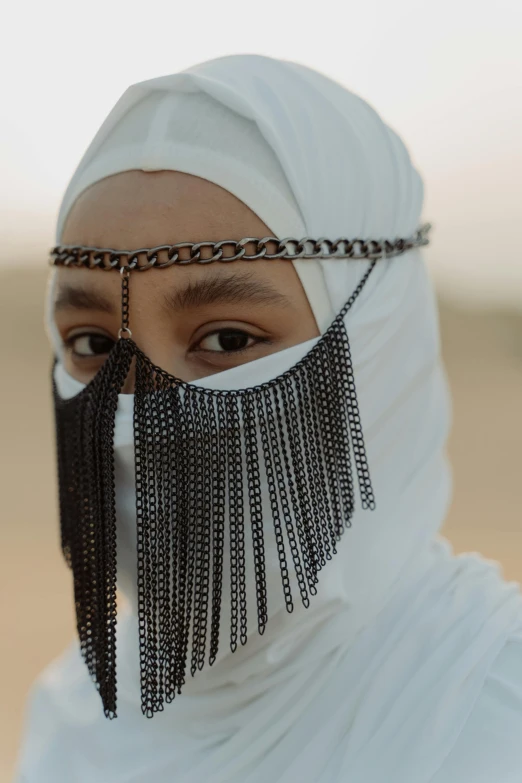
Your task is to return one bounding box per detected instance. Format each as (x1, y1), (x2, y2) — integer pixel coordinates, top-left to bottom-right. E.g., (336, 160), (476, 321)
(118, 339), (188, 390)
(121, 273), (188, 380)
(122, 334), (186, 383)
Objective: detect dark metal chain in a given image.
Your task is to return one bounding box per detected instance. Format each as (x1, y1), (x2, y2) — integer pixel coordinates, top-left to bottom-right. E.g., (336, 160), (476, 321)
(119, 267), (131, 339)
(49, 224), (431, 270)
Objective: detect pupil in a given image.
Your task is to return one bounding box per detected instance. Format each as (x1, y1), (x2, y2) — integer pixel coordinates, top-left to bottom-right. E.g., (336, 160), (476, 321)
(89, 334), (113, 354)
(218, 330), (249, 352)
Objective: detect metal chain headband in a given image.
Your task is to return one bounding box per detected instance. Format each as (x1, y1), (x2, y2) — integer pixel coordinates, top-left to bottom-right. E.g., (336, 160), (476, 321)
(49, 223), (431, 270)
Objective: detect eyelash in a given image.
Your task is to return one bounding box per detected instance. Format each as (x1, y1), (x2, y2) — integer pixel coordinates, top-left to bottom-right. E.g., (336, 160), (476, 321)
(194, 330), (268, 355)
(64, 329), (269, 358)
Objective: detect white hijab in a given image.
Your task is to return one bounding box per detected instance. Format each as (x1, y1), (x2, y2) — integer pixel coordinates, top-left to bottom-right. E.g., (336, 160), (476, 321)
(16, 54), (522, 783)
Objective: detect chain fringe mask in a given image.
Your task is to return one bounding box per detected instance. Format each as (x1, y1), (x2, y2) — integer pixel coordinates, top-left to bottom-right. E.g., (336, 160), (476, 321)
(50, 227), (430, 719)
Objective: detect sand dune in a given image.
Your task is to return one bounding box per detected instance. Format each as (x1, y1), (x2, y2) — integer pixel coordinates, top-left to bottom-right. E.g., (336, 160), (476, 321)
(1, 266), (520, 782)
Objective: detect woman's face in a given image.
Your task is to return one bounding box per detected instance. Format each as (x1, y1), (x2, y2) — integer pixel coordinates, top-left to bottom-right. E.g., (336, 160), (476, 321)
(53, 170), (320, 385)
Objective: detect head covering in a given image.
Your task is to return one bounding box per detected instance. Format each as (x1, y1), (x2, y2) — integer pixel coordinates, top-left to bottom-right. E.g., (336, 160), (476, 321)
(16, 54), (522, 783)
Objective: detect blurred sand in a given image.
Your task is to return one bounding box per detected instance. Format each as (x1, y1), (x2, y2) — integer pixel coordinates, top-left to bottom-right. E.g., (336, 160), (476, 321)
(0, 266), (521, 782)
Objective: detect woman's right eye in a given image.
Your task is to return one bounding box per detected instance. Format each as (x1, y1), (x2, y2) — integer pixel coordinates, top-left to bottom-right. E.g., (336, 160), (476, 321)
(67, 333), (115, 357)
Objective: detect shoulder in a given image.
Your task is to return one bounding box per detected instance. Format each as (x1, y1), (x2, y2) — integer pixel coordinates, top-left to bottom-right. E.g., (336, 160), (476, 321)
(432, 629), (522, 783)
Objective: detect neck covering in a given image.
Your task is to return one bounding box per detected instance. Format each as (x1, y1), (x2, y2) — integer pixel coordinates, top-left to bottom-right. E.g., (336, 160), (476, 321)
(17, 54), (522, 783)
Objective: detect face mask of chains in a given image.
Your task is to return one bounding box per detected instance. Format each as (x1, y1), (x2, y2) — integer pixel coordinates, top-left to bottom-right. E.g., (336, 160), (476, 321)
(53, 271), (375, 719)
(52, 232), (429, 719)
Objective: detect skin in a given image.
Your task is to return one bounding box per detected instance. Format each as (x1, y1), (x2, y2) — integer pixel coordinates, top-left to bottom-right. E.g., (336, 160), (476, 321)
(54, 170), (320, 388)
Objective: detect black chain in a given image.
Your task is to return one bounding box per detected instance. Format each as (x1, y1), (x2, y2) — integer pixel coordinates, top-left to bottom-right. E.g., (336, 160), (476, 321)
(118, 267), (131, 341)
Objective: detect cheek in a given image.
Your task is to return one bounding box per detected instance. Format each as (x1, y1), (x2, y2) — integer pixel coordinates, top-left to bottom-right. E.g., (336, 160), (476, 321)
(61, 354), (106, 385)
(291, 310), (320, 342)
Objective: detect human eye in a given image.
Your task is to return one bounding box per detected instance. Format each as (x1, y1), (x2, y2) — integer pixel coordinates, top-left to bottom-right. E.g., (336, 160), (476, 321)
(65, 331), (116, 358)
(187, 320), (275, 373)
(196, 328), (260, 354)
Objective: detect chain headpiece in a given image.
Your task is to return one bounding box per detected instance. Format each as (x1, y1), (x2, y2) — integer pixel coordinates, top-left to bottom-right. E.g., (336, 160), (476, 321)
(50, 223), (431, 270)
(50, 224), (431, 719)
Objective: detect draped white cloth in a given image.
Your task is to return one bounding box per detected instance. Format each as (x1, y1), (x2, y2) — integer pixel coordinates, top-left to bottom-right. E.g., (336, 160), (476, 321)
(15, 54), (522, 782)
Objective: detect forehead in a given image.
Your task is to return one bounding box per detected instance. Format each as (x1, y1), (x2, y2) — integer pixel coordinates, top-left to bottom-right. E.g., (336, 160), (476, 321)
(55, 169), (307, 309)
(61, 170), (273, 250)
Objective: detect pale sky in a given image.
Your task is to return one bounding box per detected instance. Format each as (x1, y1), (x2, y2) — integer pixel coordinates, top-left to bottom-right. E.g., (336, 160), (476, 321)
(1, 0), (521, 307)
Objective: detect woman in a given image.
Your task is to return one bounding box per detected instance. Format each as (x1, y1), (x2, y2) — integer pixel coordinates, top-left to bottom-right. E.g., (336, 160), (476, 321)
(15, 54), (522, 782)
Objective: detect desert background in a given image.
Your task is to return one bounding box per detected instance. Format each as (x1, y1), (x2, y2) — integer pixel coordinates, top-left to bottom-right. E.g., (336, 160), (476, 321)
(1, 1), (522, 780)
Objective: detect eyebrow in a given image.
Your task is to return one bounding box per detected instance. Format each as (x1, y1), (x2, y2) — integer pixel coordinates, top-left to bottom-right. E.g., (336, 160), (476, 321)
(54, 285), (114, 314)
(54, 272), (290, 316)
(162, 272), (290, 313)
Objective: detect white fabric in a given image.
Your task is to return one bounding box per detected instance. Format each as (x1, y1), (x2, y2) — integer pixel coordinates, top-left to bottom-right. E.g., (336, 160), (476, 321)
(44, 83), (334, 350)
(17, 54), (522, 782)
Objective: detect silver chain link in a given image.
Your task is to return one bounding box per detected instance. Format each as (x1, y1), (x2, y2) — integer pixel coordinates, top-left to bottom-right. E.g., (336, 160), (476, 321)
(49, 223), (431, 271)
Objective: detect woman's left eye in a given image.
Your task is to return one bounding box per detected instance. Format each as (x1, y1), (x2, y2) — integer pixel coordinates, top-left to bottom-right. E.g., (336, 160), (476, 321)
(197, 329), (257, 353)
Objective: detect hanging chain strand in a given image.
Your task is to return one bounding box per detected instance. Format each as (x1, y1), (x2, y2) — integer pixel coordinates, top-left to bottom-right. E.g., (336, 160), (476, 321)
(49, 224), (431, 270)
(118, 267), (132, 339)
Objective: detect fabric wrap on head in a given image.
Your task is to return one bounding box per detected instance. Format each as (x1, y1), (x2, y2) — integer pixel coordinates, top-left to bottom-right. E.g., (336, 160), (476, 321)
(47, 54), (422, 345)
(19, 53), (522, 783)
(46, 80), (336, 352)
